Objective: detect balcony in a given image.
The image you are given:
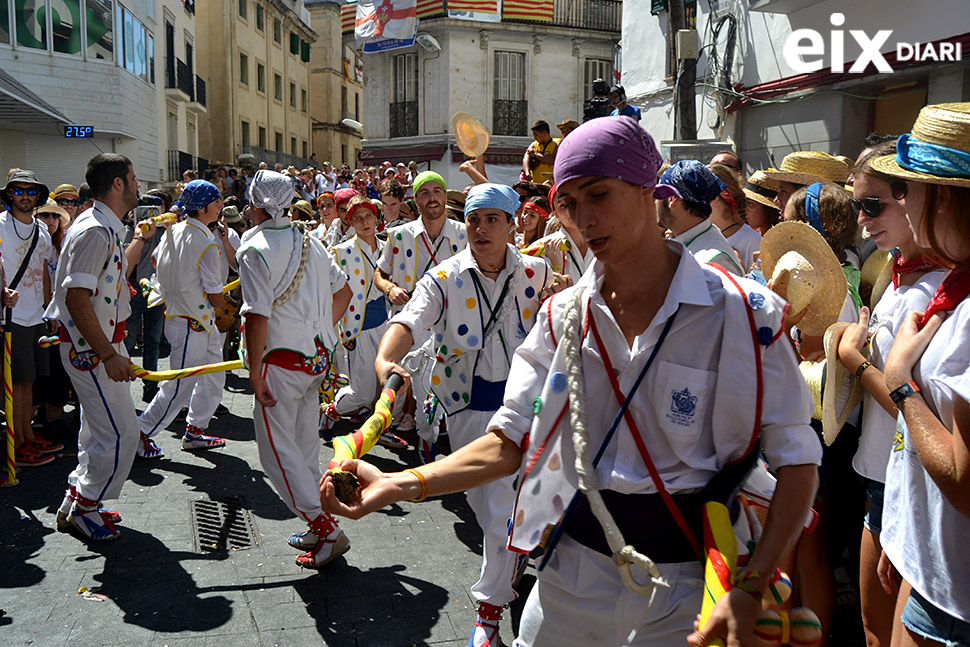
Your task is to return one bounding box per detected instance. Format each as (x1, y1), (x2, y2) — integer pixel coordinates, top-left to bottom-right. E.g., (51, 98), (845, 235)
(548, 0), (621, 32)
(167, 150), (197, 183)
(165, 56), (195, 102)
(389, 101), (418, 139)
(492, 100), (528, 136)
(195, 76), (206, 108)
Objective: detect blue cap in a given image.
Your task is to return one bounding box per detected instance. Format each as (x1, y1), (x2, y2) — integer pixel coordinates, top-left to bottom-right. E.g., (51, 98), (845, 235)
(464, 183), (519, 218)
(175, 180), (221, 211)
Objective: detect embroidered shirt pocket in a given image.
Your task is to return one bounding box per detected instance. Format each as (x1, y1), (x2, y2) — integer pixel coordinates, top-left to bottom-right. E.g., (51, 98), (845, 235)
(656, 360), (715, 443)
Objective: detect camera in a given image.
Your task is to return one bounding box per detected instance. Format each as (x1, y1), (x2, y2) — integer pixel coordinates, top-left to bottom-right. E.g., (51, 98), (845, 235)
(583, 78), (612, 122)
(132, 194), (163, 224)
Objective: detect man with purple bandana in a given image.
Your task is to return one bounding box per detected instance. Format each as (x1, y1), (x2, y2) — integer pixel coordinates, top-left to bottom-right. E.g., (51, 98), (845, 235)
(320, 117), (821, 647)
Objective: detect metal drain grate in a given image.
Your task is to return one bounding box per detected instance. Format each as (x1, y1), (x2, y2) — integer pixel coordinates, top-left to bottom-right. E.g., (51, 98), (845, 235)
(190, 496), (258, 553)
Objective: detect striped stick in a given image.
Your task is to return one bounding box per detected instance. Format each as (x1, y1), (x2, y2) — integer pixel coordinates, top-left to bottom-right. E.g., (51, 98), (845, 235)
(698, 501), (737, 647)
(36, 337), (242, 382)
(329, 374), (404, 503)
(222, 279), (240, 293)
(2, 326), (17, 487)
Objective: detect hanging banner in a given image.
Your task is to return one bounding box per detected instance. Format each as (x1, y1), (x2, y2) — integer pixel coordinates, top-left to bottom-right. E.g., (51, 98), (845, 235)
(355, 0), (418, 52)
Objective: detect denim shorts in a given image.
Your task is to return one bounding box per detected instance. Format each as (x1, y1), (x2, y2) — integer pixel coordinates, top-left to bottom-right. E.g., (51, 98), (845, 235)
(902, 588), (970, 647)
(863, 480), (884, 534)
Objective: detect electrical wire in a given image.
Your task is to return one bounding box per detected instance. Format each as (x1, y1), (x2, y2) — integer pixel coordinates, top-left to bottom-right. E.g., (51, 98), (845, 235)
(696, 82), (929, 106)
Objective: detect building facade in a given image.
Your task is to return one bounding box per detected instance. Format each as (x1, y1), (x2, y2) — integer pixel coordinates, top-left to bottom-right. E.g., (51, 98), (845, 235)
(342, 0), (621, 188)
(622, 0), (970, 172)
(306, 0), (363, 168)
(196, 0), (317, 170)
(0, 0), (197, 190)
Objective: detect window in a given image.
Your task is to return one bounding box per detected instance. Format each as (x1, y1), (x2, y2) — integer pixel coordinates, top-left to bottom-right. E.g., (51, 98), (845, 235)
(273, 18), (281, 44)
(148, 35), (155, 84)
(114, 5), (152, 82)
(17, 0), (47, 49)
(274, 131), (283, 152)
(290, 32), (299, 55)
(355, 92), (360, 121)
(341, 145), (347, 166)
(290, 137), (297, 156)
(239, 52), (249, 85)
(0, 0), (9, 44)
(241, 121), (251, 148)
(86, 0), (113, 59)
(255, 4), (264, 31)
(302, 141), (308, 159)
(301, 88), (307, 113)
(289, 82), (296, 108)
(390, 53), (419, 138)
(52, 0), (82, 55)
(258, 126), (267, 148)
(274, 72), (282, 101)
(493, 51), (527, 136)
(300, 40), (309, 63)
(584, 59), (614, 100)
(238, 0), (247, 20)
(341, 86), (348, 115)
(256, 62), (265, 93)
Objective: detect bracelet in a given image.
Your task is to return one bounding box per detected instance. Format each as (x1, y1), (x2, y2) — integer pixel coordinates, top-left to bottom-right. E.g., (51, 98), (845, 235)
(734, 570), (764, 602)
(889, 380), (921, 405)
(386, 283), (397, 297)
(854, 360), (872, 380)
(102, 350), (118, 362)
(404, 468), (429, 502)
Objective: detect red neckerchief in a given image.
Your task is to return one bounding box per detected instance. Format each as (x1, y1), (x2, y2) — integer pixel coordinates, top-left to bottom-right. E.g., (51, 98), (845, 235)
(919, 268), (970, 329)
(891, 254), (939, 289)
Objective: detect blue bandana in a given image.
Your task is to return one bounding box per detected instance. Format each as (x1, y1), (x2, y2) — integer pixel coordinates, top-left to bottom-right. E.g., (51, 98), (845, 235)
(464, 183), (518, 218)
(658, 160), (726, 217)
(176, 180), (221, 211)
(804, 183), (826, 237)
(896, 133), (970, 179)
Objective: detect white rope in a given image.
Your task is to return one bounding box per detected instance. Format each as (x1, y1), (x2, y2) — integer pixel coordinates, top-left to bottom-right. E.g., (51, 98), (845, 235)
(272, 223), (311, 310)
(559, 290), (669, 596)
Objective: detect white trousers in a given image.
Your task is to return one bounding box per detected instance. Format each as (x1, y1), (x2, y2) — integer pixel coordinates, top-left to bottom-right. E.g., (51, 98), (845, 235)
(333, 323), (387, 415)
(448, 408), (519, 606)
(139, 317), (225, 436)
(513, 537), (704, 647)
(254, 364), (326, 523)
(62, 342), (139, 502)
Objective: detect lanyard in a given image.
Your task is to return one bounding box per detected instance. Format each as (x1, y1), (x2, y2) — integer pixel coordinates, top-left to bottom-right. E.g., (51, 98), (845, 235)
(419, 231), (446, 276)
(355, 238), (379, 300)
(538, 301), (685, 571)
(469, 270), (514, 365)
(587, 303), (702, 560)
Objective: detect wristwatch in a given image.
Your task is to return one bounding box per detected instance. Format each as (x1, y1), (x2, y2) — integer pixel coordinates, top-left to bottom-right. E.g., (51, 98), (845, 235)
(889, 380), (921, 405)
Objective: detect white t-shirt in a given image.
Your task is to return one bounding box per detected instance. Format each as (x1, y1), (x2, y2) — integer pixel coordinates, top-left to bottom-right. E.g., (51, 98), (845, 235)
(882, 292), (970, 623)
(853, 271), (944, 482)
(0, 212), (54, 326)
(726, 224), (762, 273)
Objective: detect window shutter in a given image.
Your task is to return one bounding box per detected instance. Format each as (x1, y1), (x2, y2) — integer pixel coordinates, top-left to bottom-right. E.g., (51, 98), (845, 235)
(290, 32), (299, 54)
(651, 0), (667, 14)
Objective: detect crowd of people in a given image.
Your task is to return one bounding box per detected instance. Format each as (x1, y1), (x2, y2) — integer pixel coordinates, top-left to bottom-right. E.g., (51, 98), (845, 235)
(2, 100), (969, 647)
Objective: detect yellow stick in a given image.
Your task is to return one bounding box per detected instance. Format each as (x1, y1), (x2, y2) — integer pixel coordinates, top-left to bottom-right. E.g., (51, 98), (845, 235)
(2, 328), (17, 487)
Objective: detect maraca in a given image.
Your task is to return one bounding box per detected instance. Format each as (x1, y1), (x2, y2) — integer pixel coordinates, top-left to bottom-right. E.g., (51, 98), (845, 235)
(754, 607), (822, 646)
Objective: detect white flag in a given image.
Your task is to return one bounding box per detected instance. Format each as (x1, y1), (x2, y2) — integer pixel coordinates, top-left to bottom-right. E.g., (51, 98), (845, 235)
(355, 0), (418, 47)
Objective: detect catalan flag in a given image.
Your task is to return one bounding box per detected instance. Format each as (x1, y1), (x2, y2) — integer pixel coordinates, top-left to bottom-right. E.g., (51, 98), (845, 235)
(502, 0), (553, 21)
(341, 2), (357, 33)
(417, 0), (445, 17)
(448, 0), (498, 13)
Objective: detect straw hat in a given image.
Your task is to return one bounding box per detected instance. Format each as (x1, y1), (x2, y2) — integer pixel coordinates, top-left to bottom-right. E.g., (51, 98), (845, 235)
(453, 112), (490, 158)
(35, 198), (69, 220)
(764, 151), (851, 187)
(446, 190), (466, 212)
(869, 102), (970, 187)
(821, 322), (866, 445)
(860, 249), (893, 309)
(760, 222), (847, 336)
(743, 170), (781, 210)
(798, 360), (824, 421)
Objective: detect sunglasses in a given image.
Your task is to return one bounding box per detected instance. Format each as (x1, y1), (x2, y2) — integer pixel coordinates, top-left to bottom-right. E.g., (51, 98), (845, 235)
(56, 198), (81, 207)
(37, 212), (61, 220)
(849, 197), (887, 218)
(9, 187), (39, 197)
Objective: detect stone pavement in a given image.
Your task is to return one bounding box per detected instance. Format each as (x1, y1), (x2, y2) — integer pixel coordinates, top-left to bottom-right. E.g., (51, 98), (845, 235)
(1, 363), (533, 646)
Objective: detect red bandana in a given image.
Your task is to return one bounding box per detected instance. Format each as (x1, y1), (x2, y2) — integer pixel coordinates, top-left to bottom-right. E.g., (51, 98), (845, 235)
(891, 254), (939, 289)
(919, 268), (970, 329)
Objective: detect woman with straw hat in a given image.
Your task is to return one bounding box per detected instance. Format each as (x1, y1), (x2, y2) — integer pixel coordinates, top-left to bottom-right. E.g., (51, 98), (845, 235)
(744, 170), (782, 236)
(764, 151), (851, 212)
(709, 163), (761, 272)
(868, 102), (970, 647)
(829, 139), (945, 647)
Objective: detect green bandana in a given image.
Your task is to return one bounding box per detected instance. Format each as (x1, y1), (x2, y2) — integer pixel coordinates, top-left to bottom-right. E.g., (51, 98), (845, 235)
(413, 171), (446, 195)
